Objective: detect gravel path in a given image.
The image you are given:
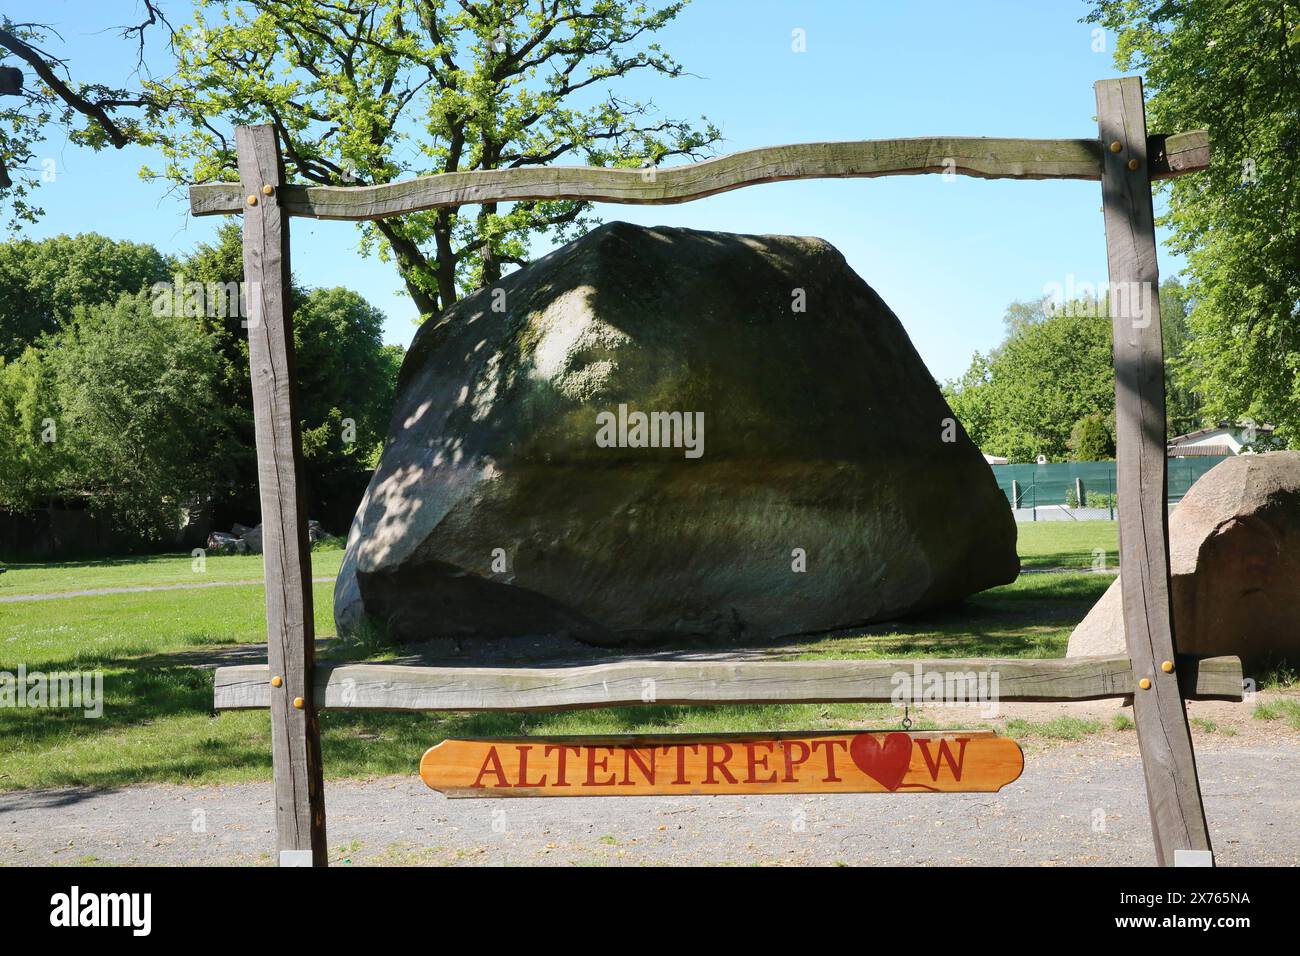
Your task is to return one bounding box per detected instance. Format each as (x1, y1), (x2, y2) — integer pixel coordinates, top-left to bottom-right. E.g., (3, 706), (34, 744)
(3, 735), (1296, 866)
(0, 577), (335, 603)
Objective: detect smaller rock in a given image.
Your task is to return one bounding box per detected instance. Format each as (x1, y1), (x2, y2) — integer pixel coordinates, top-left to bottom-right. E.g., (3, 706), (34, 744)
(1068, 452), (1300, 667)
(206, 532), (246, 555)
(240, 524), (264, 555)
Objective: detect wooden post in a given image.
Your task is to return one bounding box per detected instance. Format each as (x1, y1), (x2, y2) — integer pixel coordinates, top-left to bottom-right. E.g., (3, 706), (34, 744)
(1096, 77), (1211, 866)
(236, 124), (328, 867)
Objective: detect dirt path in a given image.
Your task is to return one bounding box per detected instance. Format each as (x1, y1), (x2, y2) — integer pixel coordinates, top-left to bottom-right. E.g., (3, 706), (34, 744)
(2, 734), (1296, 866)
(0, 577), (335, 603)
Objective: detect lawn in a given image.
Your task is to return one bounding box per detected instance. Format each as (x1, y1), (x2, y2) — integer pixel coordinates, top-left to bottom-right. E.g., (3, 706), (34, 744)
(1013, 521), (1119, 571)
(0, 523), (1119, 790)
(0, 547), (346, 597)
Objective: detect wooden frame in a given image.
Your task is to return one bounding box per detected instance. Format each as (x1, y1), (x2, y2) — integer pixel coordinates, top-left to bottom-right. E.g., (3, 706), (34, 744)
(206, 77), (1230, 868)
(213, 655), (1243, 711)
(235, 126), (327, 866)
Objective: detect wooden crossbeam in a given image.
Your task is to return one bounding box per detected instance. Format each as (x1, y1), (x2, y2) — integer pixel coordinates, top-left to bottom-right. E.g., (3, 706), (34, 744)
(189, 132), (1209, 221)
(213, 655), (1243, 712)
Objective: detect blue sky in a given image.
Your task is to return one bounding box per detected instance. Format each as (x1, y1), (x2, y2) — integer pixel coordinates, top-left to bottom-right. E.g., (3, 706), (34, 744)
(5, 0), (1179, 382)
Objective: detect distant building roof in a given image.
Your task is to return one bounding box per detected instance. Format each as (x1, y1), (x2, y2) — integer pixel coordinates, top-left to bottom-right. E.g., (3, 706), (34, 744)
(983, 453), (1009, 465)
(1167, 444), (1233, 458)
(1168, 421), (1275, 445)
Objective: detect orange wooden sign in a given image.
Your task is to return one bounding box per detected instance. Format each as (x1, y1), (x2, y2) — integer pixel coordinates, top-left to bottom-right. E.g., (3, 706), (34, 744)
(420, 730), (1023, 797)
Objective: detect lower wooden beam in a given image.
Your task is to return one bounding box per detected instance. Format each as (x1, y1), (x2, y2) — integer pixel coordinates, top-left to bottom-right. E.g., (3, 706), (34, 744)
(213, 655), (1243, 712)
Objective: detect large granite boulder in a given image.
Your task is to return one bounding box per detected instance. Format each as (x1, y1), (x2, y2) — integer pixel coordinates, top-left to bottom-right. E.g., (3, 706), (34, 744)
(1068, 452), (1300, 666)
(336, 221), (1018, 646)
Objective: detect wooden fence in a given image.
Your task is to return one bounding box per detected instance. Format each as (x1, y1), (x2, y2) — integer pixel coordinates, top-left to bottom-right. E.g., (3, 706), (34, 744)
(193, 76), (1234, 867)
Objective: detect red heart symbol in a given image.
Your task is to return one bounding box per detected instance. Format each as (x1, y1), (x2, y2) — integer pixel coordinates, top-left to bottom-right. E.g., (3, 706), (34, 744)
(849, 733), (913, 791)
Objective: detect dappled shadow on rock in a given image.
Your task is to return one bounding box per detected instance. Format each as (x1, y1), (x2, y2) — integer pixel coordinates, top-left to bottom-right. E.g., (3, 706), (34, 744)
(337, 221), (1019, 652)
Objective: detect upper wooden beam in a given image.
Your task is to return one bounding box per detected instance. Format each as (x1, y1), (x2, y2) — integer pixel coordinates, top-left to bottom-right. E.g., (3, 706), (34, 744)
(189, 132), (1209, 221)
(1148, 130), (1211, 179)
(213, 655), (1243, 712)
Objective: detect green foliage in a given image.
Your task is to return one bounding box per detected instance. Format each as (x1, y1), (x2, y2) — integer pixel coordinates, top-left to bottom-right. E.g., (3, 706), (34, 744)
(141, 0), (720, 319)
(38, 293), (223, 539)
(0, 234), (174, 360)
(0, 227), (403, 540)
(295, 286), (404, 472)
(1086, 0), (1300, 445)
(178, 223), (402, 511)
(0, 19), (160, 231)
(944, 279), (1203, 461)
(944, 296), (1117, 462)
(1068, 413), (1114, 461)
(0, 233), (177, 514)
(1065, 487), (1118, 509)
(0, 345), (65, 508)
(1159, 277), (1204, 438)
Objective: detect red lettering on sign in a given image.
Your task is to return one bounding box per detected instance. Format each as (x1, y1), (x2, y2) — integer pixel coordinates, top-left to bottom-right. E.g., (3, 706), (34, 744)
(812, 739), (848, 782)
(472, 746), (510, 788)
(916, 737), (970, 781)
(781, 740), (811, 781)
(621, 748), (656, 786)
(705, 743), (738, 784)
(515, 745), (547, 788)
(421, 732), (1023, 797)
(744, 742), (777, 784)
(544, 745), (581, 787)
(586, 746), (616, 786)
(663, 744), (699, 784)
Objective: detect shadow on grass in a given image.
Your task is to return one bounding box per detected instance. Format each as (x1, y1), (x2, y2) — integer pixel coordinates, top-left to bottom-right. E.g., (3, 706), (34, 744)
(0, 554), (185, 574)
(1018, 549), (1116, 570)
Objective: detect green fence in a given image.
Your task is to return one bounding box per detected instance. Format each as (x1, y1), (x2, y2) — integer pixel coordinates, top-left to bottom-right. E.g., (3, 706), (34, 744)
(990, 457), (1228, 508)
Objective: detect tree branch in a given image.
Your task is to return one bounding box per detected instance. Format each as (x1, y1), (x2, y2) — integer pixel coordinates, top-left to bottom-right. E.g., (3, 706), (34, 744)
(0, 27), (137, 149)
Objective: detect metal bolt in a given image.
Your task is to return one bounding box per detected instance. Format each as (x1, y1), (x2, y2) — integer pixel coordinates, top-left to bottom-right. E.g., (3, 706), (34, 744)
(1109, 140), (1123, 153)
(1138, 677), (1152, 690)
(1127, 158), (1141, 171)
(271, 675), (283, 688)
(293, 696), (305, 709)
(246, 195), (258, 206)
(1161, 660), (1174, 673)
(261, 184), (274, 196)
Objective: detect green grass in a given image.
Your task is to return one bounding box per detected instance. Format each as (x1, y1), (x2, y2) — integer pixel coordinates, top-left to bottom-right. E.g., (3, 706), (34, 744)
(1191, 717), (1236, 736)
(1014, 520), (1119, 571)
(1253, 698), (1300, 730)
(0, 548), (345, 597)
(788, 573), (1109, 661)
(1004, 716), (1105, 741)
(0, 573), (1110, 790)
(0, 521), (1127, 791)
